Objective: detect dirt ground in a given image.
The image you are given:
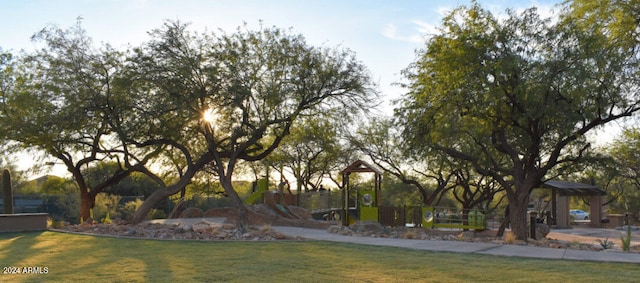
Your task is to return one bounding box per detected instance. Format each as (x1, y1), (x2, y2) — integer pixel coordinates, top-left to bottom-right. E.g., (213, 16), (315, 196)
(547, 226), (640, 247)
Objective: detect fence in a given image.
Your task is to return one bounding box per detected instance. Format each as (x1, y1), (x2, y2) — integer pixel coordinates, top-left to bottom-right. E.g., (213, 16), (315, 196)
(297, 191), (342, 212)
(378, 206), (423, 227)
(378, 205), (492, 229)
(282, 191), (499, 230)
(0, 198), (46, 213)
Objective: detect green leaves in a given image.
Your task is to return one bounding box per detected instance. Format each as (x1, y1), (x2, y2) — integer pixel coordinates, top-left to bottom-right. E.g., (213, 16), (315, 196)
(399, 3), (640, 182)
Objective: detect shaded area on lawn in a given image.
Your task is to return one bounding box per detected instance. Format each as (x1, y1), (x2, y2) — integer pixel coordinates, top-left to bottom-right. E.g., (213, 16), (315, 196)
(2, 231), (640, 282)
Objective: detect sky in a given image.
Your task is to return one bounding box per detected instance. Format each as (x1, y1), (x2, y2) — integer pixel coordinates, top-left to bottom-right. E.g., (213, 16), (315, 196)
(0, 0), (566, 176)
(1, 0), (562, 109)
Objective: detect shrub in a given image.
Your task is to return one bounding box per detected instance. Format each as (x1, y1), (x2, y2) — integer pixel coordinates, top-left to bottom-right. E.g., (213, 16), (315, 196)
(504, 231), (516, 244)
(118, 198), (166, 220)
(148, 208), (166, 220)
(43, 192), (80, 223)
(119, 199), (144, 220)
(596, 237), (615, 250)
(92, 194), (121, 222)
(102, 212), (112, 224)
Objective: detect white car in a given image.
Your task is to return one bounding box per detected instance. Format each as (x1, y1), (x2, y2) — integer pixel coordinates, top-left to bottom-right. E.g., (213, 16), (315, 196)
(570, 209), (589, 220)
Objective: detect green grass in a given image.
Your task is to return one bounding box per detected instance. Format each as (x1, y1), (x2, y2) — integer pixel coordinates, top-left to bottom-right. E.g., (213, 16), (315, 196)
(1, 231), (640, 282)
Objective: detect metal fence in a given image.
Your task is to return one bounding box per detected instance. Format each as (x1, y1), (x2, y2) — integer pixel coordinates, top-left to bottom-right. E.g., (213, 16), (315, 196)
(297, 191), (342, 212)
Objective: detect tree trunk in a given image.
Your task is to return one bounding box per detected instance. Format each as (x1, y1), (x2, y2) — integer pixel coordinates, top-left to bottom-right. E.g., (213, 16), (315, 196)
(508, 188), (531, 241)
(496, 206), (509, 237)
(129, 153), (213, 224)
(130, 178), (193, 224)
(462, 207), (470, 231)
(130, 187), (173, 224)
(79, 187), (94, 223)
(219, 174), (249, 234)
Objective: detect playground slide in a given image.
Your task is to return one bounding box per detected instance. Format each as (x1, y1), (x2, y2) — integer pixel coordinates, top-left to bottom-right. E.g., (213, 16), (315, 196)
(263, 191), (304, 220)
(244, 190), (264, 205)
(244, 179), (269, 205)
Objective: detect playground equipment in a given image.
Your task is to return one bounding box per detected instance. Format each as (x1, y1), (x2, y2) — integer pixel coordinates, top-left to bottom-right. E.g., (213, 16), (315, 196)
(244, 179), (269, 205)
(340, 160), (382, 226)
(263, 190), (303, 220)
(340, 160), (486, 230)
(420, 206), (485, 230)
(244, 178), (303, 220)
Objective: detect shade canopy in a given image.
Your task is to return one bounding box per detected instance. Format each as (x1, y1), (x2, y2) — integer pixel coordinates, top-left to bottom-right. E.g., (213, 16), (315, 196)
(340, 159), (383, 175)
(542, 180), (605, 196)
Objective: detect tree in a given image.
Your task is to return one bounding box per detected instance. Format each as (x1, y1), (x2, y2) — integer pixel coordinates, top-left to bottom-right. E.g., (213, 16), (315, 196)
(450, 165), (505, 221)
(0, 22), (148, 222)
(122, 22), (377, 231)
(567, 0), (640, 46)
(0, 49), (14, 111)
(397, 4), (640, 240)
(605, 128), (640, 217)
(265, 113), (348, 192)
(354, 117), (504, 213)
(353, 118), (456, 205)
(80, 161), (163, 198)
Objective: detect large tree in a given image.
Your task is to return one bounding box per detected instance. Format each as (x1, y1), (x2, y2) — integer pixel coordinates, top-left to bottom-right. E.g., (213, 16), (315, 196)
(397, 4), (640, 240)
(0, 23), (149, 222)
(122, 22), (376, 231)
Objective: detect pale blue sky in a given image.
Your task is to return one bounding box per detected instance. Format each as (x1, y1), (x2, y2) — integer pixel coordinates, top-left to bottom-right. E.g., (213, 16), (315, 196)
(1, 0), (562, 109)
(2, 0), (571, 175)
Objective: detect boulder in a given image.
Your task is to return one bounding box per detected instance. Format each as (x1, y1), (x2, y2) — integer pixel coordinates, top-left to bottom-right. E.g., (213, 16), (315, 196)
(192, 222), (212, 233)
(350, 221), (383, 233)
(535, 223), (550, 239)
(175, 224), (192, 233)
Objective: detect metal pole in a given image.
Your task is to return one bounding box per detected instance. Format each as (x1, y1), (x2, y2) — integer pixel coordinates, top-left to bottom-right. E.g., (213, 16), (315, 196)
(529, 211), (538, 240)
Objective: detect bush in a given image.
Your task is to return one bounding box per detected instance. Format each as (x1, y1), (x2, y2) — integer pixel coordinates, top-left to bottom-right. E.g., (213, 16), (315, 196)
(43, 192), (80, 224)
(92, 194), (121, 222)
(148, 209), (167, 220)
(185, 195), (233, 211)
(118, 198), (166, 221)
(119, 199), (144, 220)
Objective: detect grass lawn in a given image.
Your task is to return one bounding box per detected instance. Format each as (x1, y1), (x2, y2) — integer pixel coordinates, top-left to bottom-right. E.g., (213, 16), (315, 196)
(1, 231), (640, 282)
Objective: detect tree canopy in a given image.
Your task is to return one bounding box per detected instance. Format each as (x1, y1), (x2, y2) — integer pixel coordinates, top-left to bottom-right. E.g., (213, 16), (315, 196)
(0, 21), (378, 229)
(397, 3), (640, 240)
(0, 22), (147, 222)
(114, 22), (377, 228)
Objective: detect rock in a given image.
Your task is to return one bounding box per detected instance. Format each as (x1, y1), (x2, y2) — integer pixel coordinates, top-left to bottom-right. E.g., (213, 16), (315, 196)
(535, 223), (550, 239)
(124, 229), (136, 236)
(192, 222), (212, 233)
(327, 225), (342, 234)
(79, 221), (93, 228)
(458, 231), (475, 241)
(175, 224), (192, 233)
(444, 234), (458, 241)
(350, 221), (383, 233)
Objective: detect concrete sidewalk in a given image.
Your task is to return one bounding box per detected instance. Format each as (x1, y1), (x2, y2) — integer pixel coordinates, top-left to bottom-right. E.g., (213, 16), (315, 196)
(272, 226), (640, 263)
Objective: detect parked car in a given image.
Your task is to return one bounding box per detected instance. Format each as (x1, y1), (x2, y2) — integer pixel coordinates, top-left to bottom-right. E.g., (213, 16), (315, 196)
(570, 209), (589, 220)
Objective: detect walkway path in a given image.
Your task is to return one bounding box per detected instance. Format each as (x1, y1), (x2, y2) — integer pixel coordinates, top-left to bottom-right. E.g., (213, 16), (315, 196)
(149, 218), (640, 263)
(272, 226), (640, 263)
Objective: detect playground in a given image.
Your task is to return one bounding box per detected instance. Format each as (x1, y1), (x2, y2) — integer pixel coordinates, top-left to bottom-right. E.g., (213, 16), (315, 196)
(240, 160), (490, 232)
(48, 155), (640, 254)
